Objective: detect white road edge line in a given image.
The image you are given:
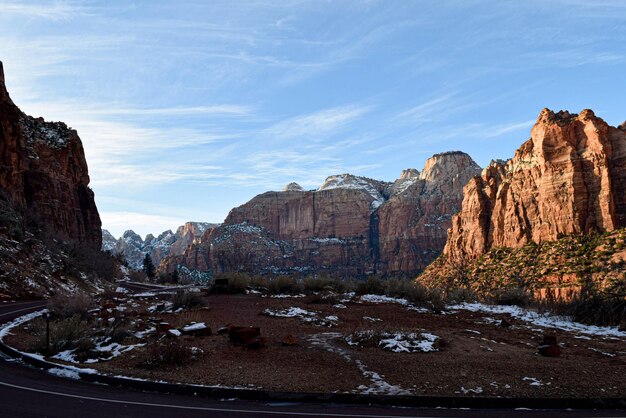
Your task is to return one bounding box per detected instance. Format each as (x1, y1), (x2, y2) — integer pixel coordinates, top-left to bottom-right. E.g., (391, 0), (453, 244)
(0, 380), (432, 418)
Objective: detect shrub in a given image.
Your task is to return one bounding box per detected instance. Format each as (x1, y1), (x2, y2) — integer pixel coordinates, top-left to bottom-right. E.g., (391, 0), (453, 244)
(48, 293), (94, 320)
(104, 317), (133, 343)
(355, 276), (386, 295)
(171, 290), (206, 310)
(32, 314), (89, 354)
(305, 292), (340, 305)
(383, 278), (420, 298)
(571, 295), (626, 328)
(211, 272), (251, 293)
(302, 275), (332, 292)
(267, 276), (301, 294)
(446, 287), (477, 304)
(141, 340), (194, 369)
(491, 287), (531, 307)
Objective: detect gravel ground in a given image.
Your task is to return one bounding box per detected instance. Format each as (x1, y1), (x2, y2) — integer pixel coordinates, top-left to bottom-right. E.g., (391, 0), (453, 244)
(6, 292), (626, 398)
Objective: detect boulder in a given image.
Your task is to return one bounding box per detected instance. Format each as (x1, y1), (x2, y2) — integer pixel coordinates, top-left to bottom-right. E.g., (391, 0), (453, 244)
(281, 334), (299, 346)
(228, 326), (261, 346)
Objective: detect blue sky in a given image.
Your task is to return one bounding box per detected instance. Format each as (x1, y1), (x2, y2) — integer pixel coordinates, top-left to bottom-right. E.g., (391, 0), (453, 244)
(1, 1), (625, 238)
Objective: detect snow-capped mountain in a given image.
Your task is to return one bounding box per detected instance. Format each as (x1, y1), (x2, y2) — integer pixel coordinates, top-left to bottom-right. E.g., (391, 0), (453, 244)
(103, 222), (218, 270)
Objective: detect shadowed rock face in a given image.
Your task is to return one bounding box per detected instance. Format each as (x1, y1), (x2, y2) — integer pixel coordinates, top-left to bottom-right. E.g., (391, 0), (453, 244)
(160, 152), (481, 277)
(0, 61), (101, 246)
(443, 108), (626, 264)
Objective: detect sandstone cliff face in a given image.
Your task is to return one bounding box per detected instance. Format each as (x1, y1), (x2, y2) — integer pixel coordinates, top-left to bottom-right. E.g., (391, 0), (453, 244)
(161, 152), (480, 278)
(443, 109), (626, 265)
(378, 152), (481, 272)
(0, 62), (101, 245)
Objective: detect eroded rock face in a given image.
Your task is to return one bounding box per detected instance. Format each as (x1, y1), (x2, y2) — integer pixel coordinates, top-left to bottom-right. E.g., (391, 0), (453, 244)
(161, 152), (480, 277)
(444, 108), (626, 264)
(0, 62), (101, 245)
(105, 222), (217, 270)
(378, 152), (481, 272)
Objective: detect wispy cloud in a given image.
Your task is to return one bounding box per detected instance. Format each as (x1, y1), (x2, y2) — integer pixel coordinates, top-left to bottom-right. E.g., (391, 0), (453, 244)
(0, 1), (88, 20)
(265, 105), (372, 139)
(483, 120), (535, 138)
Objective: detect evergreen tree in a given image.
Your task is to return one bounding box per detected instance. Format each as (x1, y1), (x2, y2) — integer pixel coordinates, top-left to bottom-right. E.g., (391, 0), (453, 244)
(143, 253), (155, 279)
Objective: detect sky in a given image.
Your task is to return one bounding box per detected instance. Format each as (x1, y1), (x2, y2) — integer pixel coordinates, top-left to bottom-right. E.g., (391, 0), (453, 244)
(1, 1), (625, 239)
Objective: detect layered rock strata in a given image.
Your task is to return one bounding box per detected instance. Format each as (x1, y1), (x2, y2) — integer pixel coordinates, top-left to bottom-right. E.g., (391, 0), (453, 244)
(0, 61), (101, 246)
(161, 152), (481, 277)
(444, 109), (626, 264)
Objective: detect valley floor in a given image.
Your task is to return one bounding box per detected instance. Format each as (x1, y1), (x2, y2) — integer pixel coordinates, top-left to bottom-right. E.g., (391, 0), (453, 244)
(5, 290), (625, 398)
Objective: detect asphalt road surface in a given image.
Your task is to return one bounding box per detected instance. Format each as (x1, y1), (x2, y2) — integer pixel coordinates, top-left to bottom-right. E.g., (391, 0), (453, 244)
(0, 299), (623, 417)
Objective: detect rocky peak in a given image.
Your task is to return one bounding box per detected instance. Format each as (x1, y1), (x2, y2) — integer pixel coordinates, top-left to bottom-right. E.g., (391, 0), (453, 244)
(399, 168), (419, 180)
(101, 229), (117, 252)
(618, 121), (626, 132)
(417, 151), (481, 196)
(283, 182), (304, 192)
(318, 173), (389, 211)
(156, 230), (174, 241)
(419, 151), (479, 182)
(441, 108), (626, 264)
(0, 62), (9, 102)
(122, 230), (143, 244)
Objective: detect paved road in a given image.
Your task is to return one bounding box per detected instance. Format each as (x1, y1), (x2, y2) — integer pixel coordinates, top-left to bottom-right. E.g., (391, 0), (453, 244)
(0, 300), (623, 417)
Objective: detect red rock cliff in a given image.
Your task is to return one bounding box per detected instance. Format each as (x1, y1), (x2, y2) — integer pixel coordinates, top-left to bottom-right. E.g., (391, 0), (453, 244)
(161, 152), (480, 277)
(0, 62), (101, 246)
(444, 108), (626, 264)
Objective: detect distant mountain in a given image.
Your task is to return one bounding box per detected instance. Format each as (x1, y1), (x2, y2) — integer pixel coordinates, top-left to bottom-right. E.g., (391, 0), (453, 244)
(103, 222), (218, 270)
(159, 152), (481, 278)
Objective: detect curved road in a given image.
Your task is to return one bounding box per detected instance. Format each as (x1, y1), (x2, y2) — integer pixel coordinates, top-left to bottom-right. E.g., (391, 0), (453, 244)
(0, 300), (623, 417)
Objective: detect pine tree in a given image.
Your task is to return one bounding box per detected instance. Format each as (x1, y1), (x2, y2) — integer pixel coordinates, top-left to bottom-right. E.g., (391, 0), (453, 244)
(143, 253), (155, 279)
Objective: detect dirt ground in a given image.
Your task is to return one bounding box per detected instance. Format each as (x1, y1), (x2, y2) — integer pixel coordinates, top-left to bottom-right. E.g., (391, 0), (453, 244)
(6, 292), (626, 398)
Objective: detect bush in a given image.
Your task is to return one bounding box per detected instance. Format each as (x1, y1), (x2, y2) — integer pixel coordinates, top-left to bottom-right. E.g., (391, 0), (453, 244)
(267, 276), (301, 294)
(446, 287), (477, 304)
(305, 292), (340, 305)
(171, 290), (206, 310)
(491, 287), (531, 307)
(355, 276), (386, 295)
(211, 272), (251, 293)
(104, 317), (133, 343)
(571, 295), (626, 328)
(32, 314), (89, 354)
(141, 340), (194, 369)
(48, 293), (94, 320)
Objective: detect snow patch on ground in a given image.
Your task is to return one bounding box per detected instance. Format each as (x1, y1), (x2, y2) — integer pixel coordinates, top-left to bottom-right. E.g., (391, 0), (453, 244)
(182, 322), (208, 332)
(523, 377), (547, 387)
(263, 307), (316, 318)
(346, 331), (439, 353)
(267, 294), (306, 299)
(450, 303), (626, 338)
(308, 333), (411, 395)
(48, 367), (81, 380)
(363, 316), (382, 322)
(263, 307), (337, 327)
(0, 310), (46, 338)
(359, 294), (409, 305)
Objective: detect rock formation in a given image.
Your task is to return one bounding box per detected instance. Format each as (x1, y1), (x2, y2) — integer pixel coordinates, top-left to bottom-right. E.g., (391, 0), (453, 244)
(160, 152), (481, 278)
(0, 61), (101, 246)
(104, 222), (216, 270)
(421, 109), (626, 291)
(444, 109), (626, 263)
